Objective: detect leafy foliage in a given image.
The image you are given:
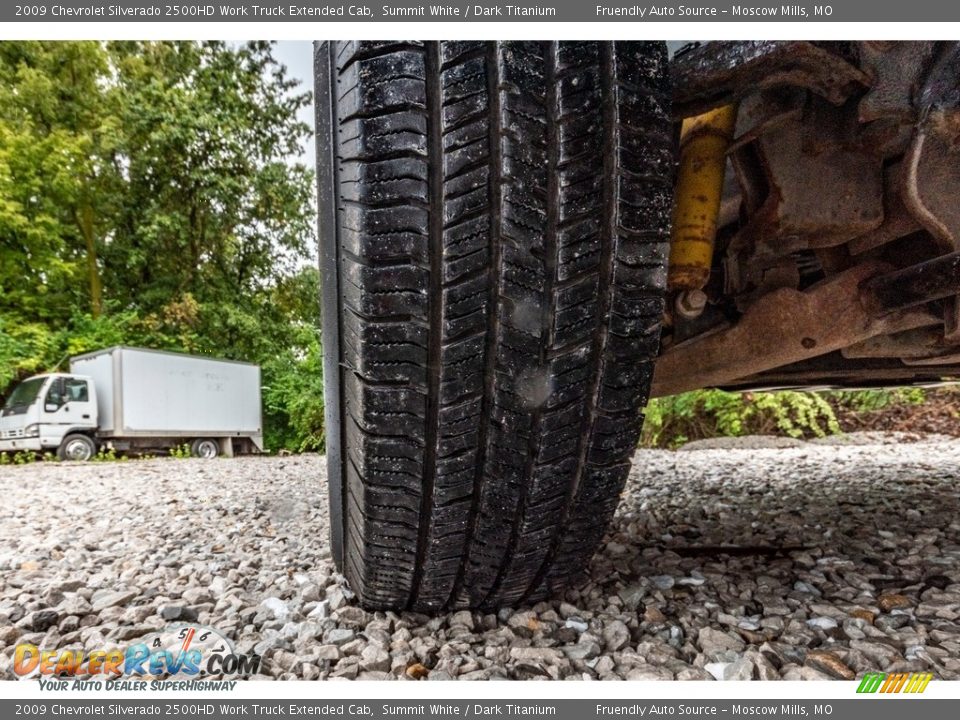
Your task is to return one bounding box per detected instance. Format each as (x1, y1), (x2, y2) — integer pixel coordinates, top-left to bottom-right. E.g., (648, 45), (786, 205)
(93, 447), (121, 462)
(0, 41), (322, 452)
(642, 389), (842, 449)
(828, 387), (926, 413)
(169, 444), (192, 459)
(262, 327), (325, 452)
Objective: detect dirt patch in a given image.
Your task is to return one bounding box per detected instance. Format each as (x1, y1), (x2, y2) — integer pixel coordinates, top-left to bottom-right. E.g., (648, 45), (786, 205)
(834, 388), (960, 437)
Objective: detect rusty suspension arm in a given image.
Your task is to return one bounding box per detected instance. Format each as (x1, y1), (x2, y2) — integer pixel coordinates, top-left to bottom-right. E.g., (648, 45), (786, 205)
(650, 254), (960, 398)
(862, 251), (960, 315)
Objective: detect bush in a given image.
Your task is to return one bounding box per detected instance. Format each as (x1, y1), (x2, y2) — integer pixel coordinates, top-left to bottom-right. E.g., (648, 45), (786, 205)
(827, 387), (926, 413)
(0, 316), (57, 390)
(642, 389), (841, 449)
(261, 325), (325, 453)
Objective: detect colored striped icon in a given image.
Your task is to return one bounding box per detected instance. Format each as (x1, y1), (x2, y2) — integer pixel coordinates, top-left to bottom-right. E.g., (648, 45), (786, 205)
(856, 672), (933, 694)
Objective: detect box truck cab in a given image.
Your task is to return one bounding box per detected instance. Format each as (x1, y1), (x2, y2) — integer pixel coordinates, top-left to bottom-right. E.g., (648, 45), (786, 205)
(0, 347), (263, 461)
(0, 373), (99, 460)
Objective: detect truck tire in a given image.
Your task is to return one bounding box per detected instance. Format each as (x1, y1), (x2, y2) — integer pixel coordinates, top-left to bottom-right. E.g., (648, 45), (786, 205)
(57, 434), (96, 462)
(191, 439), (220, 459)
(316, 41), (673, 611)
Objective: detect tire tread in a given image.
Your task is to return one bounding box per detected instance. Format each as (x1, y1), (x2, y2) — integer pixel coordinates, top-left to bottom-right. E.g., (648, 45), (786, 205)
(319, 40), (672, 611)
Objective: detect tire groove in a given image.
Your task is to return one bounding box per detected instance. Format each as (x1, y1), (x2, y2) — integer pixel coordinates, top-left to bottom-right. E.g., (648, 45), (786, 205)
(448, 40), (502, 610)
(407, 41), (444, 610)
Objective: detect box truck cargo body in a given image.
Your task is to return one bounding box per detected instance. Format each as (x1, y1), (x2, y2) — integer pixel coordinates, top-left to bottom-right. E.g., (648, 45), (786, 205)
(0, 347), (263, 460)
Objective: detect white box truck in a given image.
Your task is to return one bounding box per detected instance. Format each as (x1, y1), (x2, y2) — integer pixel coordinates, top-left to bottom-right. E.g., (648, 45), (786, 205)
(0, 347), (263, 461)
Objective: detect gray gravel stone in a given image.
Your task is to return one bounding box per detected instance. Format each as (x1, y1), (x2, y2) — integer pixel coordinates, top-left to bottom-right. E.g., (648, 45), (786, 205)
(182, 588), (213, 605)
(626, 665), (674, 680)
(651, 575), (675, 590)
(510, 647), (565, 663)
(90, 590), (138, 612)
(315, 645), (340, 662)
(0, 441), (957, 680)
(679, 436), (807, 451)
(159, 606), (198, 623)
(359, 646), (390, 673)
(603, 620), (631, 652)
(449, 611), (474, 630)
(724, 657), (756, 681)
(704, 662), (729, 681)
(0, 626), (21, 645)
(564, 639), (602, 661)
(22, 610), (59, 632)
(699, 627), (746, 654)
(324, 628), (356, 646)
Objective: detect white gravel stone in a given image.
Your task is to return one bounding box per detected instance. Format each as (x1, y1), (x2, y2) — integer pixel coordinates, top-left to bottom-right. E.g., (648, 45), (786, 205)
(260, 597), (290, 621)
(704, 662), (730, 681)
(625, 665), (673, 681)
(651, 575), (675, 590)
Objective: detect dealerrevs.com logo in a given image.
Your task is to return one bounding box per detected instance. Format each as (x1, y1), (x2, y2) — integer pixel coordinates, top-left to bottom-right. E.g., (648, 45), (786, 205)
(14, 625), (260, 689)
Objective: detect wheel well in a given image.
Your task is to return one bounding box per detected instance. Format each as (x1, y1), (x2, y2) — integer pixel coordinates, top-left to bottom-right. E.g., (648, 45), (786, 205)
(61, 429), (97, 441)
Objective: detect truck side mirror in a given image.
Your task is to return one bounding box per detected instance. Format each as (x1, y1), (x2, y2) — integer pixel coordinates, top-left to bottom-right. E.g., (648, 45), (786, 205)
(45, 403), (58, 412)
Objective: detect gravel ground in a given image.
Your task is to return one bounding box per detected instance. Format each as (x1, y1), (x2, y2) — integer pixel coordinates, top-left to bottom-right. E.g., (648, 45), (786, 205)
(1, 434), (959, 681)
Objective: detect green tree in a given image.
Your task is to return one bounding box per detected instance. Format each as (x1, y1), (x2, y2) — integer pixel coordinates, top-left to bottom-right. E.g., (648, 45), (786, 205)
(0, 41), (112, 322)
(103, 42), (313, 332)
(0, 42), (321, 451)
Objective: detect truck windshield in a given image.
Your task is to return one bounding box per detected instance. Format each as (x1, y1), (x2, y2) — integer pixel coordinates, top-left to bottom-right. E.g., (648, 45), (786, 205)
(2, 377), (46, 415)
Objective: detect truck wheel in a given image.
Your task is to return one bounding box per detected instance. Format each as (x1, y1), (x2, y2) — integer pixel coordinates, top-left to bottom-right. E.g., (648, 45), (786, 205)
(190, 439), (220, 459)
(57, 434), (96, 462)
(316, 41), (673, 610)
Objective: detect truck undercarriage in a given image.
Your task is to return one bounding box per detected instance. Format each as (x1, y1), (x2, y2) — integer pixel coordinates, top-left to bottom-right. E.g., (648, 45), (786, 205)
(659, 41), (960, 396)
(314, 40), (960, 611)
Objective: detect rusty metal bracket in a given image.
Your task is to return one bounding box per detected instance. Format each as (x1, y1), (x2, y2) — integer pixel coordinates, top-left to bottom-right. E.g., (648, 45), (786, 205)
(901, 43), (960, 342)
(842, 327), (947, 360)
(917, 41), (960, 116)
(857, 42), (938, 124)
(651, 261), (939, 397)
(861, 250), (960, 315)
(671, 41), (871, 120)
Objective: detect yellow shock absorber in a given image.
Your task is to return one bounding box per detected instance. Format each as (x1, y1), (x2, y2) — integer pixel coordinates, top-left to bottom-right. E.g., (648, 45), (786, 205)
(668, 104), (738, 291)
